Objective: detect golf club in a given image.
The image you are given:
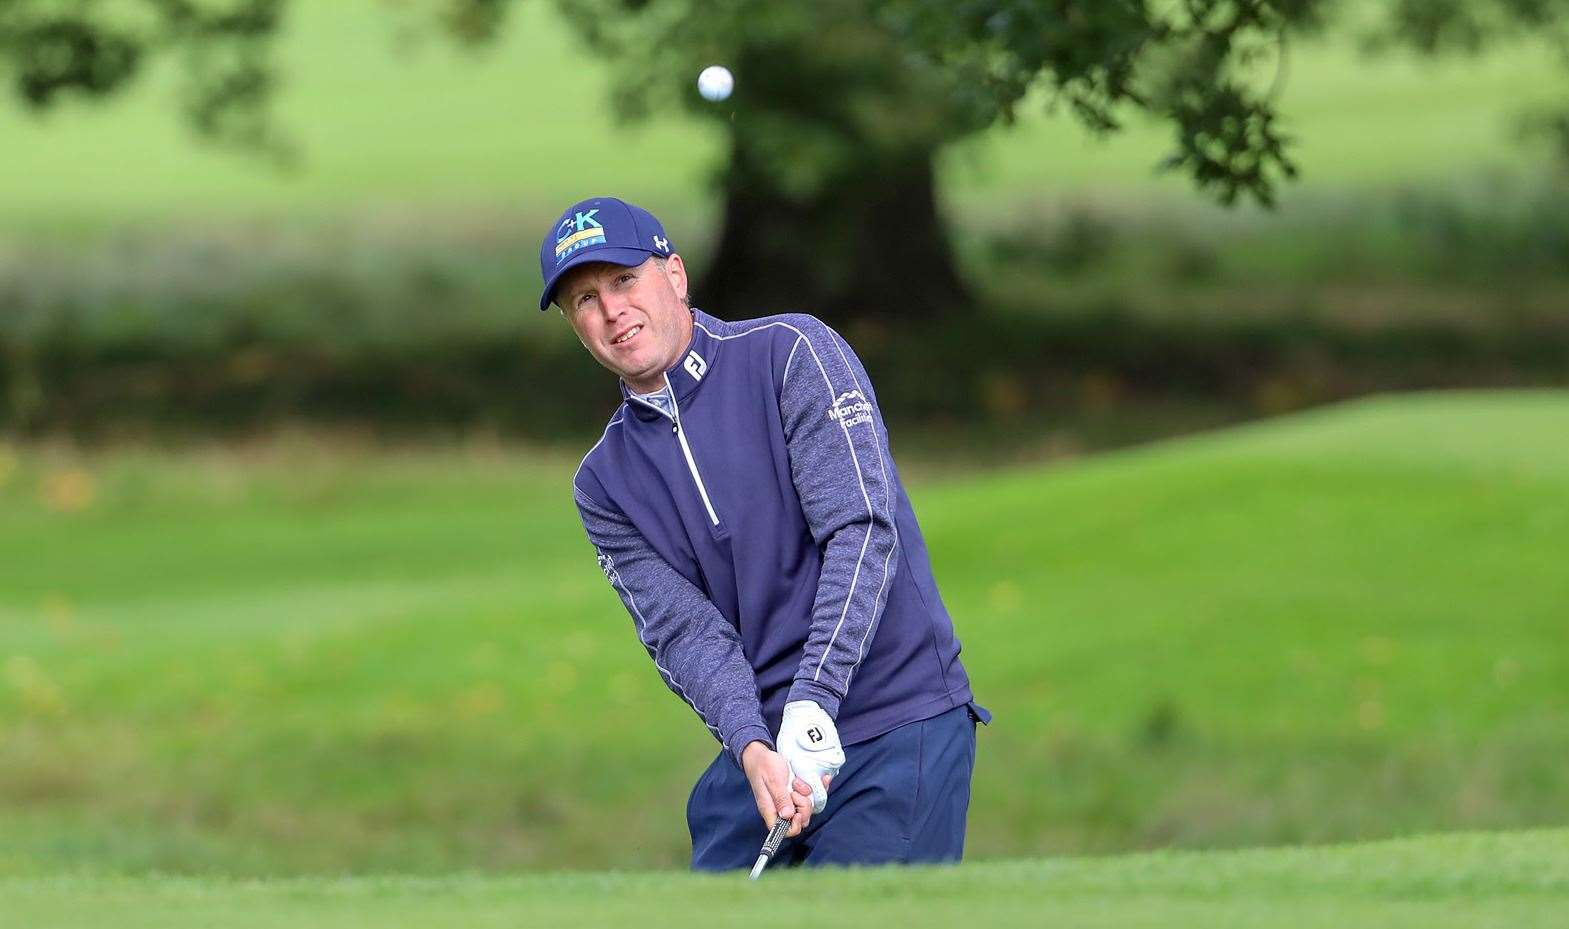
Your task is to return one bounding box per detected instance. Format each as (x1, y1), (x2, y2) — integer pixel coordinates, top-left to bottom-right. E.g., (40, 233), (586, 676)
(748, 817), (791, 879)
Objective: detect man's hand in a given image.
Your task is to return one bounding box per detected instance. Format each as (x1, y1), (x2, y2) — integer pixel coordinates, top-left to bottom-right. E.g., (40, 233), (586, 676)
(741, 741), (816, 838)
(777, 700), (844, 814)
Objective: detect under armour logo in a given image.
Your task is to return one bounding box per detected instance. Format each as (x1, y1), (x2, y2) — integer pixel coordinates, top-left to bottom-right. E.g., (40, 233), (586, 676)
(683, 350), (707, 381)
(806, 726), (823, 744)
(652, 235), (669, 252)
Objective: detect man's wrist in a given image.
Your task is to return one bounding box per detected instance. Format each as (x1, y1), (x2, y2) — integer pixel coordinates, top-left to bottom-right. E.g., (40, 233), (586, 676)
(785, 679), (842, 719)
(729, 723), (775, 766)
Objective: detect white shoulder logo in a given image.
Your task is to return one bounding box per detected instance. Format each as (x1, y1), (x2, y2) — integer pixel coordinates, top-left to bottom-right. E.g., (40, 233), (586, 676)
(827, 390), (873, 428)
(683, 350), (707, 381)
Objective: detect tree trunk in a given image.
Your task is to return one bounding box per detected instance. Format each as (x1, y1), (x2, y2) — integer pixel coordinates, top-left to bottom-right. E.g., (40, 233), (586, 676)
(698, 148), (971, 328)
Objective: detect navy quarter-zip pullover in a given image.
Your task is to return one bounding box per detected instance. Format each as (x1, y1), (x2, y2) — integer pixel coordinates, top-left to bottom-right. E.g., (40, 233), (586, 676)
(573, 309), (987, 764)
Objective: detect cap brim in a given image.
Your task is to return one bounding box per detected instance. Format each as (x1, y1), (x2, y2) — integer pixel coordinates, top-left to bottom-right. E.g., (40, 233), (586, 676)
(538, 246), (655, 311)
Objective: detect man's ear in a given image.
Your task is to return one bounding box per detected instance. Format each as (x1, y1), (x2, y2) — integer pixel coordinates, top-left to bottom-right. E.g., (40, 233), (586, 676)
(662, 253), (690, 303)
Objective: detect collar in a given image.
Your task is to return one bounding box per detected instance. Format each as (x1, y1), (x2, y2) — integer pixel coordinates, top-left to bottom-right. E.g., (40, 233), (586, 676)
(619, 307), (722, 419)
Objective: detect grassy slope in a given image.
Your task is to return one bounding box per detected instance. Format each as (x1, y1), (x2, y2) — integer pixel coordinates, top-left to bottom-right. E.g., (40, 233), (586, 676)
(4, 830), (1569, 929)
(0, 391), (1567, 872)
(0, 0), (1561, 234)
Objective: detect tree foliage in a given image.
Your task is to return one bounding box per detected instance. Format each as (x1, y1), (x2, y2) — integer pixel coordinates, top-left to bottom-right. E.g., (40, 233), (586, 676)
(0, 0), (291, 158)
(1, 1), (1565, 201)
(540, 0), (1330, 206)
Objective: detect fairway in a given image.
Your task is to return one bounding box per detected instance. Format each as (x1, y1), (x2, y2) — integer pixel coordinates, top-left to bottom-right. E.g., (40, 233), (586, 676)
(4, 0), (1566, 918)
(2, 390), (1566, 873)
(5, 830), (1568, 929)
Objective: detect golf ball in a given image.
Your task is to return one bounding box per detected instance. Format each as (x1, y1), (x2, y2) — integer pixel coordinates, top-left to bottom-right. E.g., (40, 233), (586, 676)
(697, 65), (734, 102)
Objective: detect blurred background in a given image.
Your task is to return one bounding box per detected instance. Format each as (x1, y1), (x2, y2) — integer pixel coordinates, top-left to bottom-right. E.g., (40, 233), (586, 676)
(1, 0), (1566, 875)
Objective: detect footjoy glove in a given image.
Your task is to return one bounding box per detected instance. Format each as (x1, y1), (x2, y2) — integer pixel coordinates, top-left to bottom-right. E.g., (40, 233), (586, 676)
(776, 700), (845, 814)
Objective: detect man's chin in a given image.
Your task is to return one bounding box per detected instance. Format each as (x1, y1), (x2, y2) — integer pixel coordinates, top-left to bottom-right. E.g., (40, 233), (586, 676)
(617, 359), (665, 390)
(595, 351), (646, 379)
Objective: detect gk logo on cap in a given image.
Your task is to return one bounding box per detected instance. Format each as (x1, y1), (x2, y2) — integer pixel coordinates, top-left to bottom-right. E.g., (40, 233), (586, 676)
(554, 209), (607, 264)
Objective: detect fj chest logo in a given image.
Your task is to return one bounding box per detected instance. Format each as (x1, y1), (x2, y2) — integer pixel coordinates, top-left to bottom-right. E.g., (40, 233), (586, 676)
(828, 390), (874, 429)
(683, 350), (707, 382)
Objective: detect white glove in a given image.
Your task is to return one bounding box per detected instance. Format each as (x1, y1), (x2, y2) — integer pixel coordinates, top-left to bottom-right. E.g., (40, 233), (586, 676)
(776, 700), (844, 814)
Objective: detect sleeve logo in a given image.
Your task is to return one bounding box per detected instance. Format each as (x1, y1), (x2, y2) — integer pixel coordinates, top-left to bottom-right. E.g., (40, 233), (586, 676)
(827, 390), (873, 429)
(595, 549), (620, 584)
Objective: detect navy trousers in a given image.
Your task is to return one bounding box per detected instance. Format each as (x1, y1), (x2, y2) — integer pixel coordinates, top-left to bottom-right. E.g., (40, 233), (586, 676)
(687, 703), (982, 870)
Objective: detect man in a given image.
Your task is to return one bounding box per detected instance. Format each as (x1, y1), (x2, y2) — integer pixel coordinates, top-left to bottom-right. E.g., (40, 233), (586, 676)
(541, 196), (989, 870)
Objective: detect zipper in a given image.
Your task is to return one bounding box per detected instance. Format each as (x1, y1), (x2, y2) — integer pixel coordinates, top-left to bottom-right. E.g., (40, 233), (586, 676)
(673, 415), (720, 527)
(669, 381), (721, 527)
(628, 376), (720, 527)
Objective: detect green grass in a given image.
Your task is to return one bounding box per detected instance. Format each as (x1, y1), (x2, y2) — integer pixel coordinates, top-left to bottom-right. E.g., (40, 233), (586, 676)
(0, 0), (1561, 236)
(4, 830), (1569, 928)
(1, 391), (1567, 874)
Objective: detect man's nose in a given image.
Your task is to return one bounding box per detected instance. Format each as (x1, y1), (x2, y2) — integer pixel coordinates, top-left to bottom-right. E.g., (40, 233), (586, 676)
(598, 287), (634, 321)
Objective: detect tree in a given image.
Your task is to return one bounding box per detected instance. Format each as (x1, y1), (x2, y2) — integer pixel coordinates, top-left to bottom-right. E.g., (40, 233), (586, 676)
(557, 0), (1316, 321)
(0, 1), (291, 158)
(3, 0), (1566, 323)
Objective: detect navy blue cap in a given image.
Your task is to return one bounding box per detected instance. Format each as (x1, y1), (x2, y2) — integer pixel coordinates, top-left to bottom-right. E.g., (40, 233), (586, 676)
(538, 197), (675, 311)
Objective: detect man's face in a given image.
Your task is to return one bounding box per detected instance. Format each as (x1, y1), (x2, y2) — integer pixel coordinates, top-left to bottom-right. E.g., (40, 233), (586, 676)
(556, 255), (693, 393)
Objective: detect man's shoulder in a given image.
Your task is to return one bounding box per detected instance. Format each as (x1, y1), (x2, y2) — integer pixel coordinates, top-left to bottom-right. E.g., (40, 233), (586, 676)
(694, 309), (836, 346)
(695, 312), (845, 387)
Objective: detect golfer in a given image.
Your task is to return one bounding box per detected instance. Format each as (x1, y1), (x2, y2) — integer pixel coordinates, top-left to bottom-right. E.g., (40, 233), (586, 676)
(541, 196), (990, 869)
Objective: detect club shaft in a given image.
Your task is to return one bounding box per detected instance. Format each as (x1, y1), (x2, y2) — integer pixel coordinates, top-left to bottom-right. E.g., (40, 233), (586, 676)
(748, 818), (791, 880)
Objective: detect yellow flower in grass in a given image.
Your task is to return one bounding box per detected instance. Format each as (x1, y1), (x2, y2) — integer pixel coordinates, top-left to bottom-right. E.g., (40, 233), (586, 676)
(42, 468), (96, 513)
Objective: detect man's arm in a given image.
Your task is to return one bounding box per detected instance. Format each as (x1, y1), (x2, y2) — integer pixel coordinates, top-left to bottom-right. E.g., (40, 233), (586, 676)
(573, 486), (774, 763)
(776, 316), (899, 719)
